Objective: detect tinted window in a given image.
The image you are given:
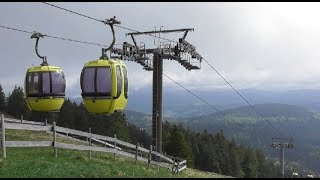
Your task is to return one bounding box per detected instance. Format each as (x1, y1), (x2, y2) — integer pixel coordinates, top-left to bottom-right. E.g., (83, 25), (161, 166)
(122, 66), (128, 99)
(82, 68), (95, 93)
(26, 71), (65, 96)
(51, 71), (66, 94)
(42, 72), (50, 94)
(33, 73), (39, 93)
(27, 74), (32, 94)
(27, 72), (39, 95)
(96, 67), (111, 94)
(116, 65), (122, 98)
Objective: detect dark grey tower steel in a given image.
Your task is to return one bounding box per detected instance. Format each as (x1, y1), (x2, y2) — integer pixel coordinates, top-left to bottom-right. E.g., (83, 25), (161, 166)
(152, 51), (163, 153)
(111, 28), (202, 155)
(271, 137), (294, 178)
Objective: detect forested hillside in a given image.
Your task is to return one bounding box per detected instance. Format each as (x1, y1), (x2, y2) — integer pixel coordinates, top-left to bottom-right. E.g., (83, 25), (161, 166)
(170, 103), (320, 176)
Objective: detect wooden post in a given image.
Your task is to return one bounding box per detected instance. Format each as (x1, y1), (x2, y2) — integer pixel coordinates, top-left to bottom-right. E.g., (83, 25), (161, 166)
(114, 134), (117, 160)
(148, 145), (152, 166)
(53, 121), (57, 157)
(89, 128), (92, 159)
(20, 115), (23, 124)
(171, 156), (175, 175)
(176, 162), (179, 174)
(1, 114), (6, 159)
(135, 142), (138, 164)
(44, 118), (48, 135)
(176, 160), (179, 174)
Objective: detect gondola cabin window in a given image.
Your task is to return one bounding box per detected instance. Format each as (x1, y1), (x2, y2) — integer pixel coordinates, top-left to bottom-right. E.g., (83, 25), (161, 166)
(26, 71), (66, 96)
(42, 72), (50, 94)
(82, 67), (95, 94)
(27, 72), (39, 95)
(122, 66), (128, 99)
(96, 67), (111, 96)
(52, 71), (66, 95)
(81, 67), (112, 97)
(116, 65), (122, 98)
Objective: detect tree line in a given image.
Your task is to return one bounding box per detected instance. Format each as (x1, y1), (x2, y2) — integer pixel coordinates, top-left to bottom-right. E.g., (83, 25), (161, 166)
(0, 84), (282, 177)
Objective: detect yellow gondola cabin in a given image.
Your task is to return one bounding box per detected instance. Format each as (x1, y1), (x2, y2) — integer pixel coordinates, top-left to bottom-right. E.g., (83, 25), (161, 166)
(80, 59), (128, 114)
(25, 65), (66, 112)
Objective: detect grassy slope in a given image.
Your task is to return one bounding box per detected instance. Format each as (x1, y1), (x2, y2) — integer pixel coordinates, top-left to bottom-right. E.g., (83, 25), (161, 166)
(0, 129), (232, 178)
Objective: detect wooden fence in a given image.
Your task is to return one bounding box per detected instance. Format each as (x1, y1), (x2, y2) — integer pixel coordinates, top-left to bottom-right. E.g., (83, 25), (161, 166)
(0, 114), (187, 174)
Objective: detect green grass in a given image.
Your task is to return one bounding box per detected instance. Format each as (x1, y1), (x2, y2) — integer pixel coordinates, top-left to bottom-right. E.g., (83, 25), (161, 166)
(0, 129), (232, 178)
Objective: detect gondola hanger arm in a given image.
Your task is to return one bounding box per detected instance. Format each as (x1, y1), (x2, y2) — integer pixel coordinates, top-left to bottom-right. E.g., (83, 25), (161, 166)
(31, 31), (48, 66)
(100, 16), (121, 60)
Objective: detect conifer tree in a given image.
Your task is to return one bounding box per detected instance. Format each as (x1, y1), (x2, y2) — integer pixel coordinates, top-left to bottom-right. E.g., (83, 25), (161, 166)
(109, 112), (129, 142)
(165, 124), (193, 166)
(0, 84), (5, 111)
(230, 148), (243, 177)
(7, 86), (26, 118)
(242, 149), (259, 178)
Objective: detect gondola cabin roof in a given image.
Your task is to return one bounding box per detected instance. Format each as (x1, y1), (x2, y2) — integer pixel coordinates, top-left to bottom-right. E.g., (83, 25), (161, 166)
(84, 59), (125, 67)
(27, 65), (63, 72)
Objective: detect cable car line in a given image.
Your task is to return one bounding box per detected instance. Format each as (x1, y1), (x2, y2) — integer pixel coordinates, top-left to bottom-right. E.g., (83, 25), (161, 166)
(202, 57), (287, 137)
(163, 72), (263, 144)
(0, 25), (120, 47)
(41, 2), (177, 43)
(0, 25), (33, 34)
(42, 2), (103, 23)
(163, 73), (225, 115)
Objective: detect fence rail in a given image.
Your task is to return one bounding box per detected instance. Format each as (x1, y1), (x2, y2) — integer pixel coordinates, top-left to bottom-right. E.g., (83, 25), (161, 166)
(6, 141), (52, 147)
(0, 114), (187, 174)
(91, 137), (122, 150)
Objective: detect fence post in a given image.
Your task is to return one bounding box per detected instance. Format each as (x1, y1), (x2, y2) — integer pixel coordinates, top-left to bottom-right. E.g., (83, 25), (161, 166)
(44, 118), (48, 135)
(89, 128), (92, 159)
(157, 154), (160, 170)
(176, 161), (179, 174)
(135, 142), (138, 164)
(1, 114), (6, 159)
(20, 115), (23, 124)
(53, 121), (57, 157)
(114, 134), (117, 160)
(148, 145), (152, 166)
(175, 160), (178, 175)
(171, 156), (175, 175)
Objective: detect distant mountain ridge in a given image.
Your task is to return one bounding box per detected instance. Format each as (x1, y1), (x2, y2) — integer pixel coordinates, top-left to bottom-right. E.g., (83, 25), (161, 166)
(69, 88), (320, 118)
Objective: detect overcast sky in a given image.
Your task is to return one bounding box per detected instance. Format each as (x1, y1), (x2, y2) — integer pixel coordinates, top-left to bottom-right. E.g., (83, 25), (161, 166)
(1, 2), (320, 97)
